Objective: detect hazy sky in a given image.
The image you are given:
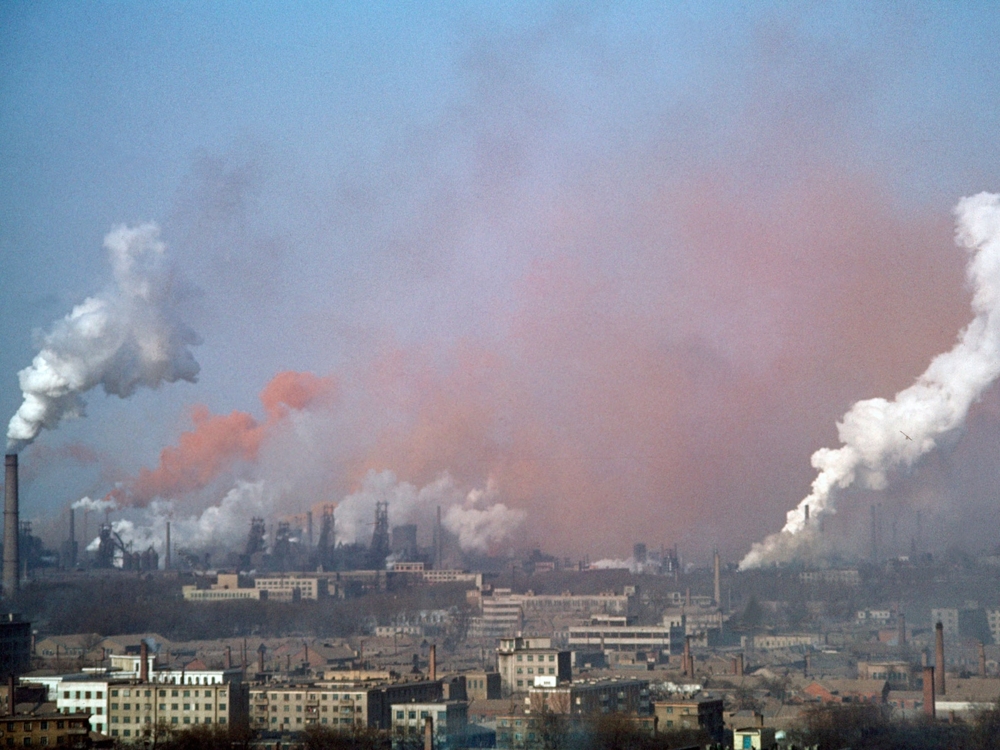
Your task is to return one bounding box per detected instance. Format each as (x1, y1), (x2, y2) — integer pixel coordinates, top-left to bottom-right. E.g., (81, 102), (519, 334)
(4, 2), (1000, 561)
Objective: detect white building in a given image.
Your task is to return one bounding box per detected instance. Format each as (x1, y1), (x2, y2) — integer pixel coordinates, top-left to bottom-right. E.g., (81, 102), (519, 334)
(391, 701), (467, 747)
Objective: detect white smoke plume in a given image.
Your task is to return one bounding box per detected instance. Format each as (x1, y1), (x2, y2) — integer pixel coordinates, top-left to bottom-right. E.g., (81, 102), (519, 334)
(335, 470), (525, 552)
(102, 471), (524, 563)
(443, 482), (527, 553)
(72, 495), (118, 514)
(6, 223), (200, 452)
(741, 193), (1000, 569)
(89, 482), (275, 560)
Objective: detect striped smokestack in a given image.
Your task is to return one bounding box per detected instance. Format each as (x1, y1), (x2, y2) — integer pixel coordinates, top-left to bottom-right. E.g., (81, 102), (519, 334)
(3, 455), (19, 598)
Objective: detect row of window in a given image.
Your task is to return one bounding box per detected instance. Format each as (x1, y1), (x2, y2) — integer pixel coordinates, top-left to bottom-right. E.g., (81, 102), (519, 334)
(110, 689), (225, 698)
(514, 654), (557, 662)
(252, 693), (362, 701)
(110, 717), (226, 726)
(515, 667), (556, 675)
(59, 692), (102, 701)
(110, 703), (223, 711)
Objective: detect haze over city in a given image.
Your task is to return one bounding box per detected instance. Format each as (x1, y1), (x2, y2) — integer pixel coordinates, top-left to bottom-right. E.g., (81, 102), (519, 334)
(5, 2), (1000, 566)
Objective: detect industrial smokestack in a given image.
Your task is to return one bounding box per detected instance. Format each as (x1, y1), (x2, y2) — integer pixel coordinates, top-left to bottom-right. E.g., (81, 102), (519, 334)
(713, 551), (721, 608)
(923, 666), (936, 718)
(423, 715), (434, 750)
(429, 644), (437, 681)
(935, 622), (946, 696)
(737, 653), (744, 676)
(683, 635), (692, 677)
(140, 641), (149, 682)
(4, 455), (19, 598)
(68, 507), (76, 568)
(165, 521), (171, 570)
(980, 642), (987, 676)
(898, 613), (906, 646)
(225, 646), (232, 669)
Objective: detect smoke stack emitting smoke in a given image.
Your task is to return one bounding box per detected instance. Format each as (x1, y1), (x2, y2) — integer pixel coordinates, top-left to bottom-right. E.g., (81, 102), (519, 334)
(6, 223), (200, 452)
(742, 193), (1000, 568)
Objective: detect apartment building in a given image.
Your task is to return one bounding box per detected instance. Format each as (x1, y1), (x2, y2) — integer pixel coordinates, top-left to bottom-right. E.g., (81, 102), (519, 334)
(106, 682), (249, 740)
(249, 684), (369, 731)
(249, 678), (443, 732)
(497, 637), (571, 696)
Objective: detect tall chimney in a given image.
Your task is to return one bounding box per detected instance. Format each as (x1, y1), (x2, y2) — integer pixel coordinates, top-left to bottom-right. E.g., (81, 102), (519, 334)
(898, 613), (906, 646)
(923, 666), (936, 718)
(429, 644), (437, 681)
(68, 507), (76, 568)
(713, 551), (721, 608)
(423, 715), (434, 750)
(3, 455), (19, 598)
(258, 644), (265, 674)
(736, 653), (744, 676)
(935, 622), (946, 695)
(225, 646), (232, 669)
(140, 641), (149, 682)
(306, 511), (313, 548)
(683, 635), (692, 677)
(979, 642), (987, 677)
(165, 522), (171, 570)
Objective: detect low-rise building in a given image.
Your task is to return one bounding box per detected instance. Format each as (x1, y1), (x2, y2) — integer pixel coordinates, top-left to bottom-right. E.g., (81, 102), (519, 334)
(526, 678), (651, 716)
(653, 697), (725, 744)
(462, 671), (501, 701)
(182, 573), (262, 602)
(254, 575), (327, 601)
(0, 711), (90, 749)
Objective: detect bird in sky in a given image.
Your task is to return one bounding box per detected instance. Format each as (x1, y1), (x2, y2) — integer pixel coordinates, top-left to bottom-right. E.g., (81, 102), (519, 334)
(900, 430), (912, 441)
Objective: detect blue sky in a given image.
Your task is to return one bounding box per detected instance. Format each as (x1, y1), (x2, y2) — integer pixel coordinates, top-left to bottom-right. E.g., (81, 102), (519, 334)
(4, 2), (1000, 558)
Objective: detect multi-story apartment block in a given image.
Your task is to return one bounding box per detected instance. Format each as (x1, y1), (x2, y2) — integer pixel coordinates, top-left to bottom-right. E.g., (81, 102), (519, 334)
(250, 684), (369, 731)
(249, 679), (444, 733)
(567, 621), (675, 657)
(54, 676), (121, 734)
(497, 637), (571, 696)
(932, 608), (960, 638)
(106, 682), (249, 740)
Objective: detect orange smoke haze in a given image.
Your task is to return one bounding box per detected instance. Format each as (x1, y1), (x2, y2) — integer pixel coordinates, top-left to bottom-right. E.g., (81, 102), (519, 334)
(347, 168), (970, 558)
(128, 371), (337, 506)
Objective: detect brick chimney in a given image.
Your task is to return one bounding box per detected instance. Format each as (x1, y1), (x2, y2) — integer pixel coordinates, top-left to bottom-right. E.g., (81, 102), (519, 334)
(923, 666), (935, 718)
(140, 641), (149, 682)
(423, 715), (434, 750)
(429, 644), (437, 681)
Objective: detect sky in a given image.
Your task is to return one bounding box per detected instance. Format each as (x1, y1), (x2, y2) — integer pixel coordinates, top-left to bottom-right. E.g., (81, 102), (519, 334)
(3, 1), (1000, 563)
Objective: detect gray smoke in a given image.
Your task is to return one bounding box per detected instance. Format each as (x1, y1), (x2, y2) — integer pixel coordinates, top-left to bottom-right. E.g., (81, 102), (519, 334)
(7, 223), (200, 451)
